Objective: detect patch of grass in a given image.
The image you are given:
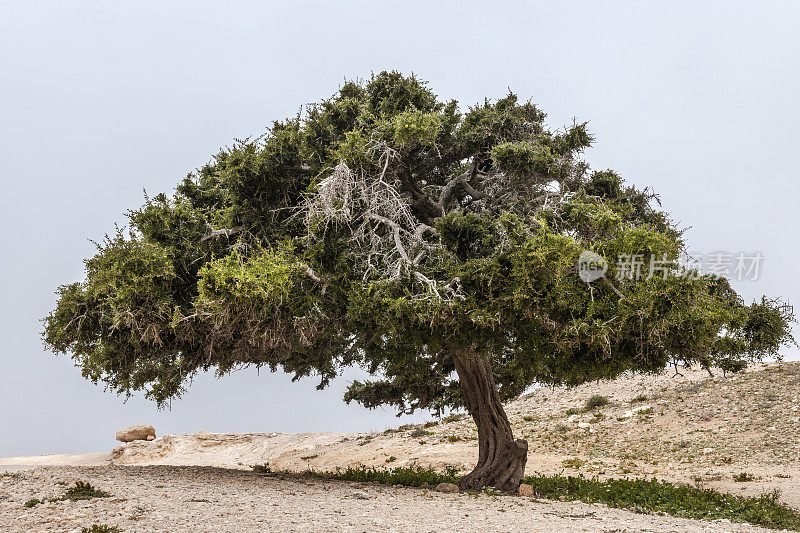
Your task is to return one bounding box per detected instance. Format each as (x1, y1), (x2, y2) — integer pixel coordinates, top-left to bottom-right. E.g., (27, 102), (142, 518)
(442, 414), (465, 424)
(298, 466), (460, 487)
(523, 475), (800, 530)
(562, 457), (585, 469)
(522, 415), (534, 422)
(385, 456), (397, 463)
(446, 435), (462, 442)
(632, 394), (649, 402)
(300, 454), (318, 461)
(62, 481), (110, 501)
(24, 498), (42, 508)
(256, 464), (800, 530)
(585, 395), (610, 410)
(81, 526), (120, 533)
(734, 472), (756, 482)
(1, 472), (20, 479)
(565, 407), (581, 416)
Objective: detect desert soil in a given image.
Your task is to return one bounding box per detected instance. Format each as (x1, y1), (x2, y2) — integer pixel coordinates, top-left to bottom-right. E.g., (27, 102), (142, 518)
(0, 466), (775, 532)
(2, 361), (799, 531)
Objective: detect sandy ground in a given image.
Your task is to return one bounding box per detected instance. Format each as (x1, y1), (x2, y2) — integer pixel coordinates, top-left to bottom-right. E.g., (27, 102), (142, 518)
(3, 362), (799, 531)
(0, 466), (775, 532)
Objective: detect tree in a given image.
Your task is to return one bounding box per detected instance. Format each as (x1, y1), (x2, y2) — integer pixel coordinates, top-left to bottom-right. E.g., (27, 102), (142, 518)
(44, 72), (794, 492)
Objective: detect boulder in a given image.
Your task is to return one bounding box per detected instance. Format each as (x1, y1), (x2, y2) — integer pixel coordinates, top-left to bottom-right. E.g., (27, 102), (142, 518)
(518, 483), (535, 497)
(435, 482), (459, 493)
(116, 425), (156, 443)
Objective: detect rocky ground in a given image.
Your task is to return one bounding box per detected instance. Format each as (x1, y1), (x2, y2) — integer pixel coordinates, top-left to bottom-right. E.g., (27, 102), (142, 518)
(2, 361), (799, 531)
(0, 466), (777, 532)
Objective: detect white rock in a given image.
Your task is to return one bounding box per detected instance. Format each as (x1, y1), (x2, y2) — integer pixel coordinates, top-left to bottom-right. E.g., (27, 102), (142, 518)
(116, 425), (156, 443)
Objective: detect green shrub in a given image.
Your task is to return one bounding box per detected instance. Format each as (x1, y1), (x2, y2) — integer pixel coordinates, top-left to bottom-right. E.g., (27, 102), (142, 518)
(82, 526), (121, 533)
(585, 395), (610, 410)
(300, 466), (459, 487)
(734, 472), (756, 482)
(523, 475), (800, 530)
(24, 498), (42, 508)
(63, 481), (110, 501)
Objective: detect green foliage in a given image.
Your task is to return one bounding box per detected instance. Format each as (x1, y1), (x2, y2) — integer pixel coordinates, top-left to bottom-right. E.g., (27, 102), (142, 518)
(491, 141), (554, 183)
(62, 481), (110, 501)
(585, 395), (610, 410)
(734, 472), (756, 482)
(82, 526), (121, 533)
(44, 70), (794, 415)
(392, 109), (441, 147)
(299, 465), (460, 487)
(24, 498), (42, 508)
(523, 475), (800, 530)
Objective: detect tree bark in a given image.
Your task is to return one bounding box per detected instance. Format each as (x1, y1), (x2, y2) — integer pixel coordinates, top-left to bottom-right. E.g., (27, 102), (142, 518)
(452, 351), (528, 492)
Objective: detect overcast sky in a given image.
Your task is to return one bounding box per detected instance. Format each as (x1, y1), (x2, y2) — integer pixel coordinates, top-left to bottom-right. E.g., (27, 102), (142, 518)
(1, 1), (798, 458)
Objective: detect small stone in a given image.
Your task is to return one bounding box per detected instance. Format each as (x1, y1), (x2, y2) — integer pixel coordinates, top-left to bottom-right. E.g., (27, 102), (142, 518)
(116, 425), (156, 443)
(350, 491), (370, 500)
(435, 482), (459, 493)
(518, 483), (535, 497)
(146, 435), (156, 441)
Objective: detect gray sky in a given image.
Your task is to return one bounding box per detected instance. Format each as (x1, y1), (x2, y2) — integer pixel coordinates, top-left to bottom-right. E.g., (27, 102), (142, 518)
(1, 1), (798, 458)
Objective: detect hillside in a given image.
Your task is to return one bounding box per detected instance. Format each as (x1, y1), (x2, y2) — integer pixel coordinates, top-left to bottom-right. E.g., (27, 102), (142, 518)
(106, 362), (800, 505)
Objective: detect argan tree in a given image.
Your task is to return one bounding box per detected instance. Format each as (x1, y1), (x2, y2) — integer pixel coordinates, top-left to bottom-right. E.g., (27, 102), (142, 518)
(45, 72), (794, 492)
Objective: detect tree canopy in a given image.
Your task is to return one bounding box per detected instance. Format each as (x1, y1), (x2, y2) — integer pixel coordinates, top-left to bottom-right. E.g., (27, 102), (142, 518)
(44, 71), (794, 491)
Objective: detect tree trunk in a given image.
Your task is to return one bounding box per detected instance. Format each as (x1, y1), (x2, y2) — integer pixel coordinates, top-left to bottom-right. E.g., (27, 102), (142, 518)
(453, 351), (528, 492)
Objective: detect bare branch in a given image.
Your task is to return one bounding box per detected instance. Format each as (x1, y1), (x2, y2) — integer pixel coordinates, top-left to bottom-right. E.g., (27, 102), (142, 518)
(199, 225), (243, 242)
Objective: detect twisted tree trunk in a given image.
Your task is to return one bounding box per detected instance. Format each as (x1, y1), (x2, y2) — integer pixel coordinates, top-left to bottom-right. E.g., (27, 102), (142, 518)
(453, 351), (528, 492)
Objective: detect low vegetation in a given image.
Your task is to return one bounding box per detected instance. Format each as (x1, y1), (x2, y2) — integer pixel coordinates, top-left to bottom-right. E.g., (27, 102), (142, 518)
(63, 481), (111, 501)
(24, 498), (42, 508)
(585, 395), (610, 410)
(284, 466), (459, 487)
(523, 475), (800, 531)
(262, 466), (800, 530)
(81, 525), (121, 533)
